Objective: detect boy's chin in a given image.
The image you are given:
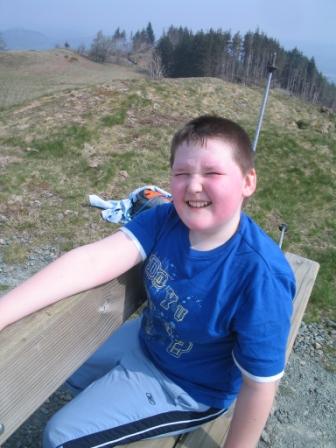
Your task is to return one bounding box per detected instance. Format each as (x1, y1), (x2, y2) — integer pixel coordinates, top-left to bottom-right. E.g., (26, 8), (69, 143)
(183, 213), (240, 234)
(182, 218), (215, 232)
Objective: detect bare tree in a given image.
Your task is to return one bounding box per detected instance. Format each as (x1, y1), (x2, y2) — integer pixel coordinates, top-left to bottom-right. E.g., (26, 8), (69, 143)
(148, 51), (164, 79)
(89, 31), (113, 63)
(75, 43), (87, 56)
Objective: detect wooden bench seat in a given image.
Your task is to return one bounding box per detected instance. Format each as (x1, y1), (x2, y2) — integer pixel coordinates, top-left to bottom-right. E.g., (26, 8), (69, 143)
(0, 253), (319, 446)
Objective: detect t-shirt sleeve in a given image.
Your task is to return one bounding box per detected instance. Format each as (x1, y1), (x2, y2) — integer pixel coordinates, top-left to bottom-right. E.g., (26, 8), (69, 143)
(120, 203), (173, 260)
(232, 271), (295, 383)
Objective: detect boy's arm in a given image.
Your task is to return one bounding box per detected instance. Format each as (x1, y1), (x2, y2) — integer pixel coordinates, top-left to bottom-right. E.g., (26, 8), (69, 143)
(223, 375), (277, 448)
(0, 230), (142, 331)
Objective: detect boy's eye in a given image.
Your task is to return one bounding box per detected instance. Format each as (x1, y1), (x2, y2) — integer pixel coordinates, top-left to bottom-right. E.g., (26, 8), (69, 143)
(206, 172), (222, 176)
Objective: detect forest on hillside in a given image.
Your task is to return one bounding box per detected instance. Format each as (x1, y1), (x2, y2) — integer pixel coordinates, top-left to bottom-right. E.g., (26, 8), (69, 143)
(155, 27), (336, 110)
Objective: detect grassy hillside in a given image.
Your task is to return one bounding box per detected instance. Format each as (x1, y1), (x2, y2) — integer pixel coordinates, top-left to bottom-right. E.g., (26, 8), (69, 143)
(0, 49), (145, 109)
(0, 70), (335, 320)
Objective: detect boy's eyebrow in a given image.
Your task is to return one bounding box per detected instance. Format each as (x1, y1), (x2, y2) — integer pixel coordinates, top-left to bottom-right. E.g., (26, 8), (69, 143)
(171, 161), (192, 170)
(203, 164), (225, 170)
(171, 163), (226, 172)
(201, 162), (227, 171)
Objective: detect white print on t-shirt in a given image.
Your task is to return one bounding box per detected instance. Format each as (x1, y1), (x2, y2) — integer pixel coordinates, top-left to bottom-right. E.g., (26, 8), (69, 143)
(145, 254), (194, 358)
(168, 340), (193, 357)
(145, 254), (169, 289)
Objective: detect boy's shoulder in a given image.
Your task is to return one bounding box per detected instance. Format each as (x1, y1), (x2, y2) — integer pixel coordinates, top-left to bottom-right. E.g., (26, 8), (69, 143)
(126, 202), (176, 227)
(122, 202), (180, 253)
(238, 213), (294, 278)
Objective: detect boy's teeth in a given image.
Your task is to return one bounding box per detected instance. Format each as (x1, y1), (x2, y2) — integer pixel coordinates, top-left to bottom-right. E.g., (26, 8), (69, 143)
(187, 201), (210, 208)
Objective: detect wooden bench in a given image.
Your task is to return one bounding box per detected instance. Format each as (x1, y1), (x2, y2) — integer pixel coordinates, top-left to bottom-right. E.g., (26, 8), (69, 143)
(0, 253), (319, 446)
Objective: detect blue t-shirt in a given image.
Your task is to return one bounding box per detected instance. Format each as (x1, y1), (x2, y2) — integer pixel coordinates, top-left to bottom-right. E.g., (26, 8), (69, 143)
(122, 204), (295, 409)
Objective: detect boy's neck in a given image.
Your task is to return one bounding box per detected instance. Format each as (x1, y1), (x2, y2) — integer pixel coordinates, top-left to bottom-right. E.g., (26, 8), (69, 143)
(189, 213), (241, 251)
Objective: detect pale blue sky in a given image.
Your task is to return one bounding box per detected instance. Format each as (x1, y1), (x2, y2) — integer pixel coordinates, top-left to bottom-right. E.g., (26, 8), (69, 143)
(1, 0), (335, 81)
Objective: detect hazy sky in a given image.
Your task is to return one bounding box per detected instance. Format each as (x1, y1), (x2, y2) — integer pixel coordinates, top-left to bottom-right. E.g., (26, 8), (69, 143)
(1, 0), (335, 80)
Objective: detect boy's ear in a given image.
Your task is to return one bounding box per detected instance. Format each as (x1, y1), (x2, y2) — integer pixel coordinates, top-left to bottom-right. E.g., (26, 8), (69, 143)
(243, 168), (257, 198)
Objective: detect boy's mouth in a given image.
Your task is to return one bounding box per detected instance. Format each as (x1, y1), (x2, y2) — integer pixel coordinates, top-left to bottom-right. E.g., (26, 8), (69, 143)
(186, 200), (211, 208)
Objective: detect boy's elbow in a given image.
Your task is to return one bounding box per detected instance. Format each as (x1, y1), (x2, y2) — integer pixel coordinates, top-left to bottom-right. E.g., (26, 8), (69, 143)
(242, 374), (279, 395)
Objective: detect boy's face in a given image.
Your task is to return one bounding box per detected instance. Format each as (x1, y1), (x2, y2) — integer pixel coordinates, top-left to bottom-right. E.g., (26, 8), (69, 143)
(170, 137), (256, 243)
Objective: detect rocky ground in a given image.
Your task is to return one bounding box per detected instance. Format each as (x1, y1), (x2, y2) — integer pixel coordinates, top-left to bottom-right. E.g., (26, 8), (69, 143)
(259, 320), (336, 448)
(1, 243), (336, 448)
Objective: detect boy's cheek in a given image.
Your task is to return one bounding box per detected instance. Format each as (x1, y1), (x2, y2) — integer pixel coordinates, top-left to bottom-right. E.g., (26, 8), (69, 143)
(170, 177), (177, 192)
(170, 180), (183, 198)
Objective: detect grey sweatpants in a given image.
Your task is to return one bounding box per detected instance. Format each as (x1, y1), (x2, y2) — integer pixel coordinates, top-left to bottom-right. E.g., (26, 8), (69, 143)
(43, 317), (225, 448)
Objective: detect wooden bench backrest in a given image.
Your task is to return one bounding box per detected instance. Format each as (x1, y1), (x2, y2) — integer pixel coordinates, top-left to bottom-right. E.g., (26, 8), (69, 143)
(0, 253), (319, 445)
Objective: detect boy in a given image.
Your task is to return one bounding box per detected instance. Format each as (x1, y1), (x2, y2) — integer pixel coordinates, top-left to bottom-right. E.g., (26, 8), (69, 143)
(0, 115), (295, 448)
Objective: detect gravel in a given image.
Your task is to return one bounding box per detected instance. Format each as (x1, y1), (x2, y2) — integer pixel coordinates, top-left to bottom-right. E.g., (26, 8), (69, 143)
(258, 320), (336, 448)
(1, 246), (336, 448)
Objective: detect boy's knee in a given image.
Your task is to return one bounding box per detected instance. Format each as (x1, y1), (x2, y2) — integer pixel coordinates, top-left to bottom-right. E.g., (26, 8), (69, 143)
(43, 414), (67, 448)
(43, 418), (58, 448)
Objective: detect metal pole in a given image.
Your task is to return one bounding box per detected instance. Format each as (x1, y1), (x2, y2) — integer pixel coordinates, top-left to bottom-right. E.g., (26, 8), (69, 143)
(252, 53), (277, 152)
(278, 223), (288, 249)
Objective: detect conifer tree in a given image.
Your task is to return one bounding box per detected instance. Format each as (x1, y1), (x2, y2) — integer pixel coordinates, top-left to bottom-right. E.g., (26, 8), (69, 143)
(156, 35), (174, 76)
(146, 22), (155, 45)
(155, 25), (336, 109)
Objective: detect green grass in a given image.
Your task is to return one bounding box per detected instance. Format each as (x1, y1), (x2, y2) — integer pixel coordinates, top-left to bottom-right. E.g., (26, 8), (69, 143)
(305, 247), (336, 320)
(125, 92), (152, 109)
(100, 92), (152, 128)
(2, 244), (30, 265)
(1, 136), (27, 146)
(27, 125), (94, 158)
(323, 344), (336, 373)
(101, 111), (127, 127)
(253, 124), (336, 320)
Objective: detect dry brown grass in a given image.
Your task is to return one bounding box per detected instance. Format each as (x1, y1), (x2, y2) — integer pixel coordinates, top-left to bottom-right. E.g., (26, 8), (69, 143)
(0, 49), (145, 109)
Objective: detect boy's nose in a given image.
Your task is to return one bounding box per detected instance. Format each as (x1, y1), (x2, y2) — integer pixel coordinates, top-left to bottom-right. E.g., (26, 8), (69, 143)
(187, 175), (203, 193)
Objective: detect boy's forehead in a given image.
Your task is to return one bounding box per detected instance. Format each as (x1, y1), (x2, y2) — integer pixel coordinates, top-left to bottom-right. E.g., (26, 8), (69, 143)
(181, 135), (234, 150)
(174, 137), (236, 161)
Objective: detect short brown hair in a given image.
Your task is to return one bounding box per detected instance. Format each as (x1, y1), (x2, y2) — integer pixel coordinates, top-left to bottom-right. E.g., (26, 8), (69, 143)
(170, 115), (255, 174)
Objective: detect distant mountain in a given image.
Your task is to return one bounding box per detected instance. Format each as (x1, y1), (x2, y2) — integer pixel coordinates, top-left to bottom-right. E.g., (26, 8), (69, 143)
(1, 28), (94, 52)
(1, 28), (53, 50)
